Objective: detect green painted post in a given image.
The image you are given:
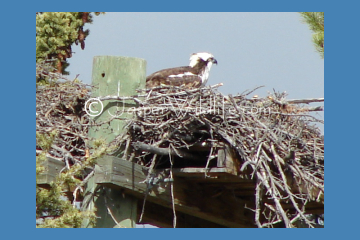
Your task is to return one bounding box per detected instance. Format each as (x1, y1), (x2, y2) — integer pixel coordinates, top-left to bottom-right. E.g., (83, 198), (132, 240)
(82, 56), (146, 228)
(88, 56), (146, 143)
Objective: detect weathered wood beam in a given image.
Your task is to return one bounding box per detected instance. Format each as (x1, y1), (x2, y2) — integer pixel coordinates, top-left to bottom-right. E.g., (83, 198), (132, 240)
(36, 157), (75, 201)
(94, 156), (256, 228)
(36, 157), (65, 188)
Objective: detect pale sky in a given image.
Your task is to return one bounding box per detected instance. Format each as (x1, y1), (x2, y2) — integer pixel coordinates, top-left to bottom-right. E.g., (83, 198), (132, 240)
(67, 12), (324, 122)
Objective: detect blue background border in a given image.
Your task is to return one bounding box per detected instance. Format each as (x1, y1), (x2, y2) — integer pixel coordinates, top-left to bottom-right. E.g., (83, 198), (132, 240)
(3, 0), (357, 239)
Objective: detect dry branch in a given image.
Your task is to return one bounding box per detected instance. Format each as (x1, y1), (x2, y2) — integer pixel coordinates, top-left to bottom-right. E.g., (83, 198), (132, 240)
(287, 98), (324, 104)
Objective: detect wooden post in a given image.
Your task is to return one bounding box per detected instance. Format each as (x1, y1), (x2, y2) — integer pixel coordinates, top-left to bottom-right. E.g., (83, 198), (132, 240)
(82, 56), (146, 228)
(88, 56), (146, 143)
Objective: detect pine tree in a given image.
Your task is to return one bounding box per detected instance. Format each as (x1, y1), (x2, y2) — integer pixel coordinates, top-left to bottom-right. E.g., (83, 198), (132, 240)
(299, 12), (324, 58)
(36, 12), (103, 77)
(36, 129), (111, 227)
(36, 13), (107, 228)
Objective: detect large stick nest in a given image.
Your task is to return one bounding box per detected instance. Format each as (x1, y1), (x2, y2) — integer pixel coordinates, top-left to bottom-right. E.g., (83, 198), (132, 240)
(36, 62), (92, 165)
(110, 84), (324, 228)
(36, 61), (324, 227)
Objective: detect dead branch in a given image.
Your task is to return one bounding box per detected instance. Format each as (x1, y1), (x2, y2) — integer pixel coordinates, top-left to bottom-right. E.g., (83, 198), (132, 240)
(132, 142), (199, 159)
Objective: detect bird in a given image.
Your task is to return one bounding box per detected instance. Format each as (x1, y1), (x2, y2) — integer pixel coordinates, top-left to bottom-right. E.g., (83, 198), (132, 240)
(146, 52), (218, 89)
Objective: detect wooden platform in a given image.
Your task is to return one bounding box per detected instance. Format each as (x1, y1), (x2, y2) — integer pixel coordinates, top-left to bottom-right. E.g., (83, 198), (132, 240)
(37, 156), (324, 227)
(93, 156), (257, 228)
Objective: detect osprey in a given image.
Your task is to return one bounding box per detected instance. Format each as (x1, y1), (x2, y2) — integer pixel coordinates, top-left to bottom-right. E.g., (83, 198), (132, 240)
(146, 52), (218, 88)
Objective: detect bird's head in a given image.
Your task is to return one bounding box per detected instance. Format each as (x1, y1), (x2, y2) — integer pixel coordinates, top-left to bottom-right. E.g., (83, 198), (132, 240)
(189, 52), (218, 68)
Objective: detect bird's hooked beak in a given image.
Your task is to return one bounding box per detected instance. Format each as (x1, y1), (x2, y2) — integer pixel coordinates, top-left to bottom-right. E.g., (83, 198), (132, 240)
(212, 58), (218, 65)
